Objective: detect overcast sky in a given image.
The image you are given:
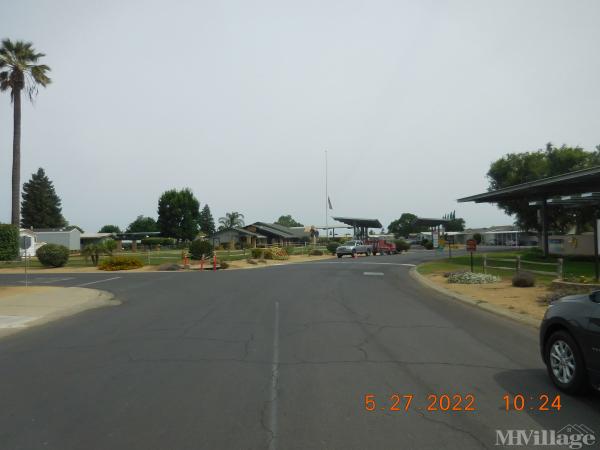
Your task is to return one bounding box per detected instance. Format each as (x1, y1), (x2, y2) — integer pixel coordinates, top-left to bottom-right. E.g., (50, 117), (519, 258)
(1, 0), (599, 232)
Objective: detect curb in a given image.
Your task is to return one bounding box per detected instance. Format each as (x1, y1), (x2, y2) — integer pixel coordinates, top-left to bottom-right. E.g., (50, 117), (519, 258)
(409, 267), (541, 328)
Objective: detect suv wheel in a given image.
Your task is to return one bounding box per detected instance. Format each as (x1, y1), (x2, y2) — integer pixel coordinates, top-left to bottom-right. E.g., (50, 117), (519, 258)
(545, 330), (588, 394)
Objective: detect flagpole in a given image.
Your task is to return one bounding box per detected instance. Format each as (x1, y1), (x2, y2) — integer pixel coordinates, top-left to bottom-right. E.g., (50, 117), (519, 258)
(325, 150), (328, 241)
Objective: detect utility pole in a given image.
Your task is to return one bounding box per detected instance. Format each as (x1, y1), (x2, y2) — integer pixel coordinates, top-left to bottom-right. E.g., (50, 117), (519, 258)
(325, 150), (328, 241)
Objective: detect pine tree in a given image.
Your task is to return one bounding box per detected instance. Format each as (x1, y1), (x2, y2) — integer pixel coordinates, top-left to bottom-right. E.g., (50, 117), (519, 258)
(21, 168), (66, 229)
(199, 204), (216, 235)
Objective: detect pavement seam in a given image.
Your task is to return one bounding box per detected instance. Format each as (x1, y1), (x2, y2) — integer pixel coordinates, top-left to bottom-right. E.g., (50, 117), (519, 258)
(409, 267), (541, 328)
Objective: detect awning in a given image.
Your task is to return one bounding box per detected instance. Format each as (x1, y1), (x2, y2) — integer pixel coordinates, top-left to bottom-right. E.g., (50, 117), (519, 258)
(331, 217), (382, 228)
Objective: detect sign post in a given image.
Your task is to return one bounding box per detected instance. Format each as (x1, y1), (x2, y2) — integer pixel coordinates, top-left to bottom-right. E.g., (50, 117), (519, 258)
(466, 239), (477, 272)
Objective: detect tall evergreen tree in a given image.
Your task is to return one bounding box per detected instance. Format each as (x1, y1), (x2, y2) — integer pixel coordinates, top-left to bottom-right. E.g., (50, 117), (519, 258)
(21, 168), (66, 229)
(199, 204), (216, 235)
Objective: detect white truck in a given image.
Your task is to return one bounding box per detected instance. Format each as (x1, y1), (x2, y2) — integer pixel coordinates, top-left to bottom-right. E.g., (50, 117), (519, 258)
(336, 240), (372, 258)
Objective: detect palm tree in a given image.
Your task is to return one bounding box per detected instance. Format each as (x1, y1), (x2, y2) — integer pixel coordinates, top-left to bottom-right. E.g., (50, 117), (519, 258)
(218, 211), (245, 229)
(0, 39), (51, 226)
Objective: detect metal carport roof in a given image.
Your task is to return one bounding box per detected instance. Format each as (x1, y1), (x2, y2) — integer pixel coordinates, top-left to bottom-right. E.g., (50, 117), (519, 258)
(457, 166), (600, 203)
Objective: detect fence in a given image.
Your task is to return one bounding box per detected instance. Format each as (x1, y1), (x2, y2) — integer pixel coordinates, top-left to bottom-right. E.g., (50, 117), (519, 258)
(483, 254), (563, 279)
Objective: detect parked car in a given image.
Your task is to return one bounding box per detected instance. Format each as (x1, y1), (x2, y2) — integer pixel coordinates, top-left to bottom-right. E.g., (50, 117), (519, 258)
(336, 240), (371, 258)
(540, 290), (600, 394)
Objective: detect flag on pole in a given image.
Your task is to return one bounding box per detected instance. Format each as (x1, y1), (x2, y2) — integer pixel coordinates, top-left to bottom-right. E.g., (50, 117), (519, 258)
(328, 197), (333, 210)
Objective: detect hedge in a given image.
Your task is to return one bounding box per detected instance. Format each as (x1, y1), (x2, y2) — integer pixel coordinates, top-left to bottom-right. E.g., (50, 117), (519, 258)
(99, 256), (144, 271)
(0, 224), (19, 261)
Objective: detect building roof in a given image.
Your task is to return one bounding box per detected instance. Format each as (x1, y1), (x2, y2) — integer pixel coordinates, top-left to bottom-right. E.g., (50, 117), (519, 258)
(115, 232), (161, 239)
(81, 233), (114, 239)
(211, 227), (263, 238)
(34, 228), (79, 233)
(331, 217), (382, 228)
(246, 222), (299, 238)
(457, 165), (600, 203)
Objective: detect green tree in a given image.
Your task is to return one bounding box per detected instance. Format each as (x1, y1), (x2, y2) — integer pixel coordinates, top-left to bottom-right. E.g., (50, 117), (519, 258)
(126, 215), (158, 233)
(442, 212), (465, 232)
(218, 211), (245, 230)
(387, 213), (424, 238)
(99, 225), (121, 234)
(487, 143), (600, 232)
(20, 168), (66, 229)
(199, 204), (216, 235)
(275, 214), (303, 227)
(157, 188), (200, 241)
(0, 39), (51, 226)
(445, 218), (465, 232)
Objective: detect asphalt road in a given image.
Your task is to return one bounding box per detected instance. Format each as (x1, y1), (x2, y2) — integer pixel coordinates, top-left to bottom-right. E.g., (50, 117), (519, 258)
(0, 250), (598, 449)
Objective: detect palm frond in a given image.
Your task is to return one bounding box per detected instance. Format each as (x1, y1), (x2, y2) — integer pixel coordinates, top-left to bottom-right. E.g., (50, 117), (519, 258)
(0, 39), (51, 101)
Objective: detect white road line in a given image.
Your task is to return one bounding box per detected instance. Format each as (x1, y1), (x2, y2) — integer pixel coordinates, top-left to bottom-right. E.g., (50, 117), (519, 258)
(75, 277), (121, 287)
(268, 301), (280, 450)
(363, 272), (384, 276)
(17, 277), (74, 284)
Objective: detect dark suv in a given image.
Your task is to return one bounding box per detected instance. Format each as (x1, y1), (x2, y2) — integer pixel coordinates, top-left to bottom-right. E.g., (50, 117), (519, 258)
(540, 290), (600, 394)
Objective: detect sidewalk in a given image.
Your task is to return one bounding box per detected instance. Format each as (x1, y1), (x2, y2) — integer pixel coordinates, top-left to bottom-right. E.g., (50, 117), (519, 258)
(0, 286), (118, 338)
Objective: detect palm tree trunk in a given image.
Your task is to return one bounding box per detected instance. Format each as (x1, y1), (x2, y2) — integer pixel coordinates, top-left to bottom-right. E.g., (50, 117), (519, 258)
(11, 89), (21, 227)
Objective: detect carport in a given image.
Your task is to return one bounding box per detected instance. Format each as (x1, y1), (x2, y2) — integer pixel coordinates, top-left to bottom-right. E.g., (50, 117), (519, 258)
(331, 217), (382, 240)
(458, 166), (600, 279)
(412, 217), (451, 247)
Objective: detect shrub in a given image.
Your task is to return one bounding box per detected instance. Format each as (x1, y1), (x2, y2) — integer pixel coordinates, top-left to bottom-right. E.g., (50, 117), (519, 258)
(252, 248), (273, 259)
(158, 263), (180, 271)
(512, 271), (535, 287)
(473, 233), (482, 244)
(36, 244), (69, 267)
(309, 249), (323, 256)
(326, 242), (339, 255)
(270, 247), (289, 260)
(448, 272), (500, 284)
(246, 258), (258, 265)
(394, 239), (410, 252)
(99, 256), (144, 271)
(0, 224), (19, 261)
(423, 241), (434, 250)
(284, 246), (296, 256)
(443, 269), (468, 278)
(189, 240), (214, 260)
(103, 239), (117, 256)
(219, 260), (229, 269)
(81, 241), (116, 265)
(141, 237), (175, 247)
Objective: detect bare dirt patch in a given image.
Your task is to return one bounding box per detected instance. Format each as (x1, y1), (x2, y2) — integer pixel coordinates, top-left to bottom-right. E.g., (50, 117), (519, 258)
(224, 254), (334, 270)
(425, 272), (549, 321)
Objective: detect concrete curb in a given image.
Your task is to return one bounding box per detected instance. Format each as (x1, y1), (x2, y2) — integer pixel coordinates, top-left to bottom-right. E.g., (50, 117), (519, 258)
(409, 267), (541, 328)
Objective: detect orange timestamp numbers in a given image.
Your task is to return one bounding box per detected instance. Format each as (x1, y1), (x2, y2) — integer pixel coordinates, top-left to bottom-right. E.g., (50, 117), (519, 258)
(364, 393), (476, 412)
(502, 394), (561, 411)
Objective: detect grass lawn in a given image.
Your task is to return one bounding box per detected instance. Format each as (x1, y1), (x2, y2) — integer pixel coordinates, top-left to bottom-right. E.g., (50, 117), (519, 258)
(447, 250), (596, 278)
